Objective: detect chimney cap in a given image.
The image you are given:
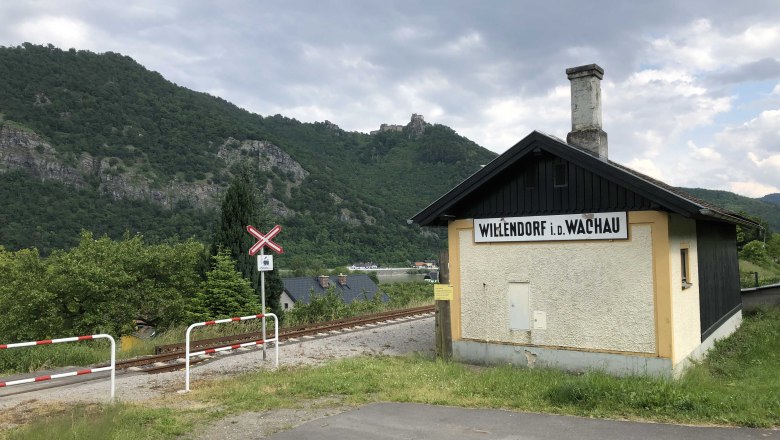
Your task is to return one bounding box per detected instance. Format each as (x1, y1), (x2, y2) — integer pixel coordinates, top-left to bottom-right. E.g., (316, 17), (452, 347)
(566, 64), (604, 80)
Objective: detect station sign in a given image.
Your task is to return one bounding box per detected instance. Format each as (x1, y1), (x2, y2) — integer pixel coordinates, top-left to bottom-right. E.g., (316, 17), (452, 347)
(474, 212), (627, 243)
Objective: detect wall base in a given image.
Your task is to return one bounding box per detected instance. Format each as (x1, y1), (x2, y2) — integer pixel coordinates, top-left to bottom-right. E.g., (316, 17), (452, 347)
(454, 310), (743, 378)
(672, 310), (742, 377)
(453, 340), (672, 377)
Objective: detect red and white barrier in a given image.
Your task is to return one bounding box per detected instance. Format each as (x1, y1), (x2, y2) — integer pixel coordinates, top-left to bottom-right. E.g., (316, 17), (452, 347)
(0, 334), (116, 399)
(184, 313), (278, 392)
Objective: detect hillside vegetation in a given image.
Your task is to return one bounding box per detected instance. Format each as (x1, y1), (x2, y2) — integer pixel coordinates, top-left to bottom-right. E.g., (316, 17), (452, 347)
(0, 43), (497, 265)
(3, 44), (780, 266)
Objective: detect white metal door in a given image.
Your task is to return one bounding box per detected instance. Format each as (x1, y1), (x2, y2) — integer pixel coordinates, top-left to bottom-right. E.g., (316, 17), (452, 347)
(508, 282), (530, 330)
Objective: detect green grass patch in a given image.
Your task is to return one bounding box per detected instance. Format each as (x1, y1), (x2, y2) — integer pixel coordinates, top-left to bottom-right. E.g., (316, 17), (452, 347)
(739, 259), (780, 287)
(1, 403), (207, 440)
(6, 309), (779, 439)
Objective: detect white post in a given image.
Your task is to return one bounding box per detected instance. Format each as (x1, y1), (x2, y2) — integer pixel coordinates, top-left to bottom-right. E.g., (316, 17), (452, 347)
(108, 334), (116, 400)
(261, 247), (267, 361)
(184, 323), (195, 392)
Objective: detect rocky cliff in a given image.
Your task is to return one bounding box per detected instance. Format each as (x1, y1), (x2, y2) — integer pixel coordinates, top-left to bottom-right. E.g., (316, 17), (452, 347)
(0, 122), (310, 215)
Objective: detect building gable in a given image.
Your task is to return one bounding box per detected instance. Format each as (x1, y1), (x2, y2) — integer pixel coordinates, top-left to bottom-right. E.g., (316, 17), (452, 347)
(452, 150), (657, 219)
(412, 131), (755, 227)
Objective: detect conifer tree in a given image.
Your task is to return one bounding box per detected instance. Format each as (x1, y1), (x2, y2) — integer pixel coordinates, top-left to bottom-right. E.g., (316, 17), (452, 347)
(211, 170), (284, 315)
(199, 247), (260, 318)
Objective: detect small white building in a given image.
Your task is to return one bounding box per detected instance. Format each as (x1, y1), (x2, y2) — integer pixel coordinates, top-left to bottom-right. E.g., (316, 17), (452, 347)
(411, 64), (756, 377)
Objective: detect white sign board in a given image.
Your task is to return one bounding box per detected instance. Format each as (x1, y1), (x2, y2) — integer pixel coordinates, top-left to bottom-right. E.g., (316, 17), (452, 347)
(474, 212), (627, 243)
(257, 254), (274, 271)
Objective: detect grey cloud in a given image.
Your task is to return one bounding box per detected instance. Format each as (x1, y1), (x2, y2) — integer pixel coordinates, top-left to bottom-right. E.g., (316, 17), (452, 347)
(708, 58), (780, 85)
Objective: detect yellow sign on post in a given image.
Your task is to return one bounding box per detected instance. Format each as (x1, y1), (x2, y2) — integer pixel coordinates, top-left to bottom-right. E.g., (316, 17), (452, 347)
(434, 284), (454, 301)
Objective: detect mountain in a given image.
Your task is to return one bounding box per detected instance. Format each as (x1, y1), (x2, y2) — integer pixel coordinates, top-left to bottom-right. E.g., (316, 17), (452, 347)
(759, 193), (780, 207)
(2, 44), (777, 266)
(0, 43), (497, 264)
(679, 187), (780, 231)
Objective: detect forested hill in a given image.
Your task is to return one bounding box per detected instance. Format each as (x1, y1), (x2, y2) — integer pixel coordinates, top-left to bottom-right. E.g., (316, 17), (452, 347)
(680, 187), (780, 232)
(0, 43), (497, 265)
(2, 44), (778, 266)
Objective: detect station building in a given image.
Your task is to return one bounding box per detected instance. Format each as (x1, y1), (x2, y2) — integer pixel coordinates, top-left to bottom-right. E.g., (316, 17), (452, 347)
(412, 64), (757, 376)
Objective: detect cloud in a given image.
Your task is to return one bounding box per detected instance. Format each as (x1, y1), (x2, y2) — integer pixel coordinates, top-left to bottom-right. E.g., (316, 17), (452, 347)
(14, 16), (92, 49)
(729, 181), (780, 198)
(2, 1), (780, 199)
(709, 58), (780, 84)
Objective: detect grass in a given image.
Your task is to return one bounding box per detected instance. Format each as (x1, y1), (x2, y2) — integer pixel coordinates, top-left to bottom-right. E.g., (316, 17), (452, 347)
(739, 259), (780, 287)
(2, 404), (207, 440)
(4, 309), (779, 439)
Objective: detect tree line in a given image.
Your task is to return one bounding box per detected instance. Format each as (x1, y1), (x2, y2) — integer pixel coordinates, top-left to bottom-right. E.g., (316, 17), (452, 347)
(0, 174), (283, 342)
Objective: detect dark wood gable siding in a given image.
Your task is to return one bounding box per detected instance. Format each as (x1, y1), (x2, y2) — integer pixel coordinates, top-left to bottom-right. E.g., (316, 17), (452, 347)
(452, 152), (658, 218)
(696, 221), (742, 340)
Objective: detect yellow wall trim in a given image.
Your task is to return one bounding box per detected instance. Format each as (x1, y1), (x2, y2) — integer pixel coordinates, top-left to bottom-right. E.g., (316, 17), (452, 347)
(629, 211), (673, 359)
(447, 219), (473, 340)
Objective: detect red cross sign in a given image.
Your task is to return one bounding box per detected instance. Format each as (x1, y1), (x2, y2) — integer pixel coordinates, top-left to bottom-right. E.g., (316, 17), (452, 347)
(247, 224), (284, 255)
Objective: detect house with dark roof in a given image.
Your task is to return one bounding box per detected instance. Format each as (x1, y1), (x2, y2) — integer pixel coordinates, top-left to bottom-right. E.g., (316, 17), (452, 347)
(411, 64), (757, 377)
(280, 273), (384, 310)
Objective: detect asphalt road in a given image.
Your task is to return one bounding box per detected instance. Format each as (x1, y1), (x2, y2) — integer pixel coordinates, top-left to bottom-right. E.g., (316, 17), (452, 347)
(268, 402), (778, 440)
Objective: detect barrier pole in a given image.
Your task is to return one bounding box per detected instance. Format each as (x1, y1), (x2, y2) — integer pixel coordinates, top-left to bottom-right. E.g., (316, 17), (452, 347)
(183, 313), (279, 392)
(0, 333), (116, 400)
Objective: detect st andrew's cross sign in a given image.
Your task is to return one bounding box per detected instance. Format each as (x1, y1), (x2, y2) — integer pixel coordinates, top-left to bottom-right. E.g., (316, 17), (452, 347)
(246, 225), (284, 255)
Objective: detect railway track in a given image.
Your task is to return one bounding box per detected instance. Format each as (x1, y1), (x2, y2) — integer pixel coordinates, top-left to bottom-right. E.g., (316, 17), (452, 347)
(116, 304), (435, 374)
(137, 304), (434, 373)
(0, 305), (434, 397)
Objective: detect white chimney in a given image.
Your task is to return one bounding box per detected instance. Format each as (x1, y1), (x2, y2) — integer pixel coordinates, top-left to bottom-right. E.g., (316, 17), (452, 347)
(566, 64), (608, 158)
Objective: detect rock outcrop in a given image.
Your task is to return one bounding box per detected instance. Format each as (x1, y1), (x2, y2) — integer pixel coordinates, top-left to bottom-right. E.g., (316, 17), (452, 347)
(217, 138), (308, 185)
(0, 124), (308, 213)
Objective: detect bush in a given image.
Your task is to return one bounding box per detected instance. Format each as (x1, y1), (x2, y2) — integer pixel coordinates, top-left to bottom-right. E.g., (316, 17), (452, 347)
(740, 240), (771, 266)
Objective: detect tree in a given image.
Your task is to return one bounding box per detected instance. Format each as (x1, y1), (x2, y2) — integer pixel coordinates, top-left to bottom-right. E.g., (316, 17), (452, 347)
(736, 212), (769, 249)
(739, 240), (771, 267)
(0, 247), (62, 341)
(198, 248), (260, 318)
(45, 232), (205, 336)
(767, 233), (780, 263)
(211, 171), (284, 315)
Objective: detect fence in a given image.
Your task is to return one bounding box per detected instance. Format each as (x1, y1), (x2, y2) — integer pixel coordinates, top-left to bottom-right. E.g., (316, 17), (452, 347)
(0, 334), (116, 399)
(184, 313), (278, 392)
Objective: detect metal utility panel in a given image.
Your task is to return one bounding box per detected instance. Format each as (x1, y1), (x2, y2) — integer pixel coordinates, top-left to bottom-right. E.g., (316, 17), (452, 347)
(508, 282), (531, 330)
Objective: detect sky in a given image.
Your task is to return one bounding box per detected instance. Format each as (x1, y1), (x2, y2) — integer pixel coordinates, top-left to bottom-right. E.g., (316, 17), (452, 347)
(1, 1), (780, 198)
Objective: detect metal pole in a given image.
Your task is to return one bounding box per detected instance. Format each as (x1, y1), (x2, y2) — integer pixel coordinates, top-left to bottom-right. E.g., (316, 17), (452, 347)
(108, 335), (116, 400)
(184, 323), (194, 392)
(261, 247), (267, 361)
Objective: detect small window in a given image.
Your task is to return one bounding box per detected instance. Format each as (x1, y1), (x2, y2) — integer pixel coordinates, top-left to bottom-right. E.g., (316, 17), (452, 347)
(554, 162), (568, 187)
(681, 247), (692, 289)
(284, 302), (289, 309)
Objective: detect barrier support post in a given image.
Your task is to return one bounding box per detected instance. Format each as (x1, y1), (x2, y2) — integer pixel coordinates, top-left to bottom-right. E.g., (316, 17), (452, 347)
(184, 313), (279, 392)
(0, 334), (116, 400)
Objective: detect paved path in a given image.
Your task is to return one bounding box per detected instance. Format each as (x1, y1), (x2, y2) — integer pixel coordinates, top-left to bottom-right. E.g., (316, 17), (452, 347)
(268, 402), (778, 440)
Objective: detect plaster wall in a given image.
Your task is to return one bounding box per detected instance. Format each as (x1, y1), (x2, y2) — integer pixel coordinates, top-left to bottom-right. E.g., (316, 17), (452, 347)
(668, 214), (702, 363)
(281, 291), (295, 310)
(673, 310), (742, 377)
(458, 222), (656, 354)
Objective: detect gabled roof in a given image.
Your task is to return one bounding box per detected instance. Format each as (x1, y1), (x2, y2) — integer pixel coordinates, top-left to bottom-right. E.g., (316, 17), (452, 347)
(282, 274), (385, 305)
(412, 131), (757, 227)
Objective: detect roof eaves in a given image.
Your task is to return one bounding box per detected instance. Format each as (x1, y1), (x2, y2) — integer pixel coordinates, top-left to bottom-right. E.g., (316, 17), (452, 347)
(411, 132), (546, 226)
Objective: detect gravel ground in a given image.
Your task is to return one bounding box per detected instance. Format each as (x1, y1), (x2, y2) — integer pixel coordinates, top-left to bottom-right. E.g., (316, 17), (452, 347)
(0, 315), (435, 435)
